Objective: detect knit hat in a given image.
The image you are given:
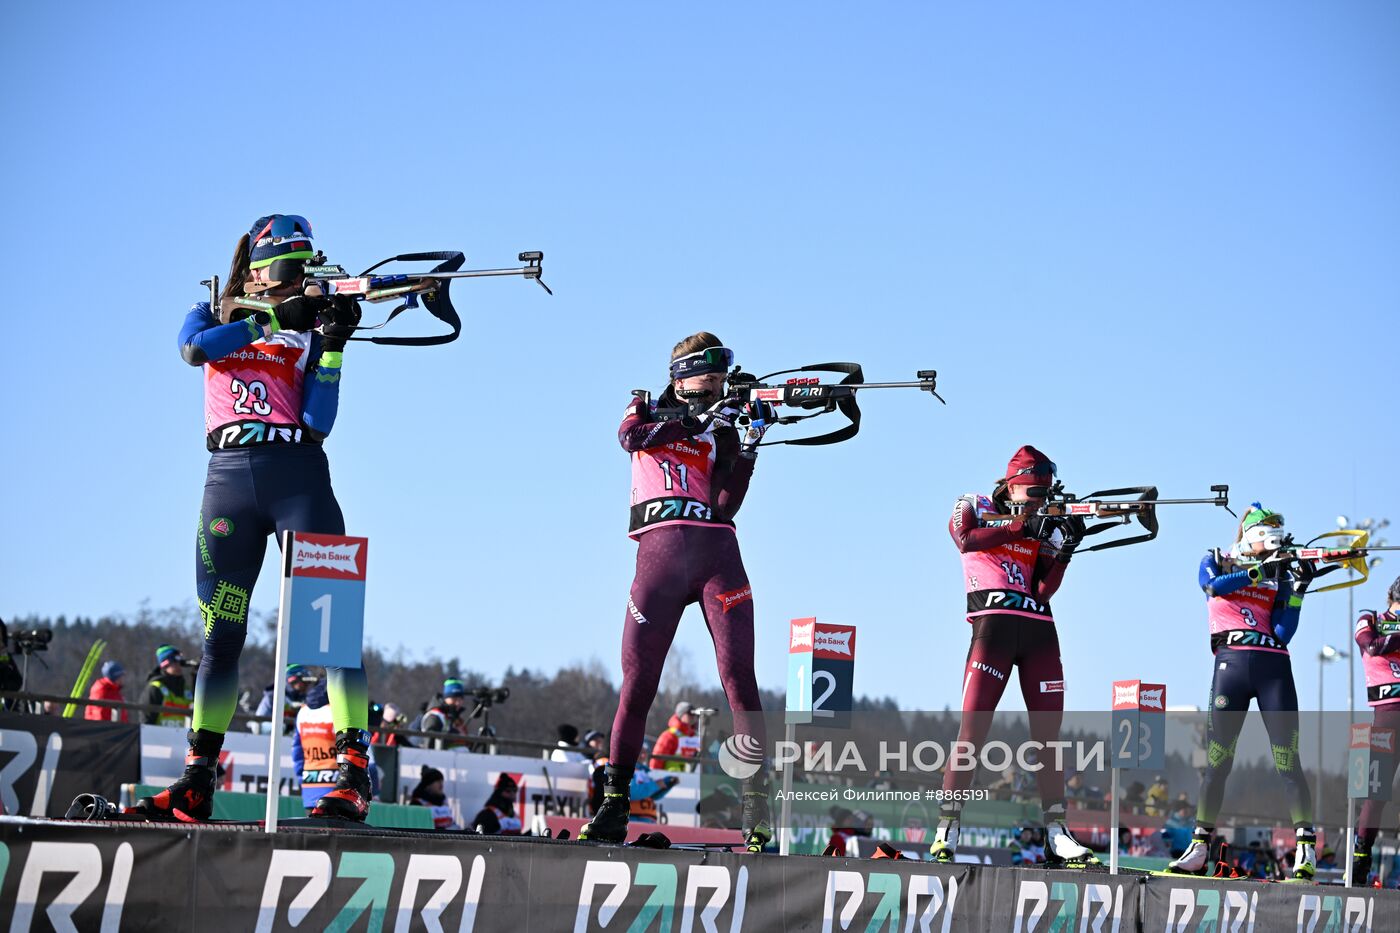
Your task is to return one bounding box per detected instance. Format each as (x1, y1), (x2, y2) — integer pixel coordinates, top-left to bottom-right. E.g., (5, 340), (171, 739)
(558, 723), (580, 744)
(1003, 446), (1055, 487)
(101, 660), (124, 680)
(443, 679), (466, 698)
(285, 663), (309, 682)
(1240, 502), (1284, 533)
(247, 214), (315, 270)
(675, 700), (693, 716)
(155, 645), (182, 664)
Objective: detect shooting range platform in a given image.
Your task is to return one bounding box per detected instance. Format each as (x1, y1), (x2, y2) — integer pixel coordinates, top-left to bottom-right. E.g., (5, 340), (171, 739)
(0, 815), (1395, 931)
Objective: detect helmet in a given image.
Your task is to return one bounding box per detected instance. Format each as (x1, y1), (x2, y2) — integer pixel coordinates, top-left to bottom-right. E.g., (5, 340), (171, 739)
(1387, 575), (1400, 606)
(1239, 502), (1287, 553)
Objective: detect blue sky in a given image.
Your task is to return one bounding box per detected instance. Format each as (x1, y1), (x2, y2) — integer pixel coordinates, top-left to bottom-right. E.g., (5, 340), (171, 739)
(3, 2), (1398, 715)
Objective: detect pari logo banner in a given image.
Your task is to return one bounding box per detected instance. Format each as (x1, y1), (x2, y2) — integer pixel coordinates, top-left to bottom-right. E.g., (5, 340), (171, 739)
(290, 533), (367, 580)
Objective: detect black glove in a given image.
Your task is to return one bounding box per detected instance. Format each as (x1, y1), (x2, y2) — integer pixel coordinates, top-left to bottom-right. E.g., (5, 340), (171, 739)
(319, 295), (362, 353)
(273, 295), (331, 332)
(1024, 513), (1054, 541)
(1248, 557), (1283, 582)
(1287, 559), (1316, 595)
(1055, 517), (1086, 562)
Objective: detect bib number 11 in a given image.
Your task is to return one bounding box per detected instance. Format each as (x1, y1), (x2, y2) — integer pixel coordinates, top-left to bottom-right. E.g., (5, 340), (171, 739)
(659, 460), (689, 492)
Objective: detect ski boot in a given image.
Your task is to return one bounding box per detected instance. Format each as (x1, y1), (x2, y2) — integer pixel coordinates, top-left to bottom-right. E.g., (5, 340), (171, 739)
(929, 816), (959, 863)
(1045, 819), (1100, 868)
(579, 766), (631, 843)
(1167, 836), (1211, 875)
(133, 729), (222, 820)
(309, 731), (373, 821)
(1287, 830), (1317, 883)
(741, 775), (773, 853)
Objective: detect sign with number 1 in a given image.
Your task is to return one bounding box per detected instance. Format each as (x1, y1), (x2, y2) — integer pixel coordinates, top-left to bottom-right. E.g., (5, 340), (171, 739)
(285, 532), (366, 669)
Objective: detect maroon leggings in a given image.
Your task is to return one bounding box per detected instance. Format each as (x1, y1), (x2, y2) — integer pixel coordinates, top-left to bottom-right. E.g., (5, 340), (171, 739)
(941, 614), (1067, 809)
(1359, 705), (1400, 847)
(608, 525), (766, 772)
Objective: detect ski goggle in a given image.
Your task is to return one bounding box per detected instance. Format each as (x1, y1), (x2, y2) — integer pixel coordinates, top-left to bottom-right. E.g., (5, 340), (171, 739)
(1009, 461), (1057, 480)
(1241, 504), (1284, 532)
(249, 215), (316, 270)
(251, 214), (313, 246)
(670, 346), (734, 380)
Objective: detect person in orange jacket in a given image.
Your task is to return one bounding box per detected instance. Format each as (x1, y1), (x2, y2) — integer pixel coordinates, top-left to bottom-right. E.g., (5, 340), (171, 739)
(85, 661), (129, 723)
(649, 701), (701, 771)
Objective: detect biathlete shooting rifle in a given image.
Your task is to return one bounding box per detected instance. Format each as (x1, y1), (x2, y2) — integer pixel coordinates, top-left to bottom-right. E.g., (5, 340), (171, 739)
(636, 362), (945, 447)
(203, 250), (550, 347)
(1241, 528), (1400, 594)
(999, 482), (1234, 552)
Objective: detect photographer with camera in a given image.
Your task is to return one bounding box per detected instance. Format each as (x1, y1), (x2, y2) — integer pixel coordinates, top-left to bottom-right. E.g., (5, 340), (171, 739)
(0, 619), (22, 700)
(0, 620), (54, 710)
(145, 645), (194, 727)
(419, 679), (470, 750)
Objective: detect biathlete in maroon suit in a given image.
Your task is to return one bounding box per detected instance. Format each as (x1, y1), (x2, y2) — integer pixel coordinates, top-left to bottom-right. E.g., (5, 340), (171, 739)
(580, 332), (773, 849)
(930, 445), (1099, 866)
(1350, 576), (1400, 885)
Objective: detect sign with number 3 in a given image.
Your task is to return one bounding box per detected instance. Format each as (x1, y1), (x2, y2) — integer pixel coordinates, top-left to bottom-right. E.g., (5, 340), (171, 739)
(282, 532), (367, 669)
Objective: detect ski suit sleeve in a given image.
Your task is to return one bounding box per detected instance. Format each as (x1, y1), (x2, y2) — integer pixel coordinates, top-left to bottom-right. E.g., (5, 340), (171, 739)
(178, 302), (263, 366)
(1356, 611), (1400, 656)
(255, 688), (274, 718)
(712, 426), (754, 520)
(619, 396), (708, 452)
(650, 730), (679, 770)
(1199, 551), (1252, 597)
(948, 496), (1028, 553)
(292, 724), (305, 776)
(300, 333), (343, 442)
(144, 682), (163, 725)
(632, 771), (670, 801)
(1271, 577), (1302, 645)
(1032, 550), (1069, 603)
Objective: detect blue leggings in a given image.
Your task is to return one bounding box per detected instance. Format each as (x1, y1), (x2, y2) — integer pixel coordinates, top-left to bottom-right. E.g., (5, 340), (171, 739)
(1195, 647), (1312, 828)
(194, 445), (368, 734)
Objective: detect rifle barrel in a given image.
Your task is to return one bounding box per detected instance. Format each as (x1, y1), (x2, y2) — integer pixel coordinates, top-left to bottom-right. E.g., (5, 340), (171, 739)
(417, 267), (538, 279)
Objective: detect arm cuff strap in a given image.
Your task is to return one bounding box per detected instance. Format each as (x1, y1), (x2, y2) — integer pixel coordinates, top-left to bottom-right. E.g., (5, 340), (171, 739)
(318, 351), (344, 369)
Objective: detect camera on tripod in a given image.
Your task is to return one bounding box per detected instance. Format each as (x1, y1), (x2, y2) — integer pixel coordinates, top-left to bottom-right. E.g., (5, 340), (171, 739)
(466, 685), (510, 737)
(10, 628), (52, 655)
